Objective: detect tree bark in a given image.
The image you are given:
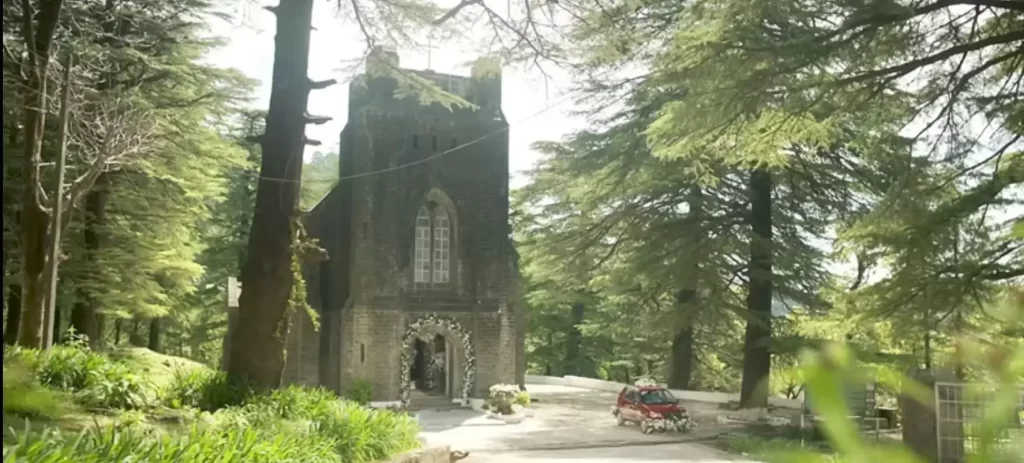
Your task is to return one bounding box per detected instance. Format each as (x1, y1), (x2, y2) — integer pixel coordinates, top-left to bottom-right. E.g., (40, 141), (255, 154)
(70, 174), (110, 349)
(740, 168), (774, 409)
(226, 0), (322, 388)
(148, 317), (161, 352)
(564, 302), (585, 376)
(5, 285), (22, 346)
(16, 0), (67, 348)
(129, 318), (143, 346)
(668, 289), (697, 390)
(668, 187), (703, 390)
(51, 303), (62, 344)
(114, 318), (122, 345)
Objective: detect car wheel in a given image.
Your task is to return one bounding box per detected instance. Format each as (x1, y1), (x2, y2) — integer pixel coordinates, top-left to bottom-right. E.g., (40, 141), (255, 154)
(640, 420), (652, 434)
(615, 412), (626, 426)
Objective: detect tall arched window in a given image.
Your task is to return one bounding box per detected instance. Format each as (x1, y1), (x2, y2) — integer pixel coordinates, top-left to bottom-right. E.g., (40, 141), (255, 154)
(414, 207), (432, 283)
(413, 202), (453, 285)
(432, 209), (450, 283)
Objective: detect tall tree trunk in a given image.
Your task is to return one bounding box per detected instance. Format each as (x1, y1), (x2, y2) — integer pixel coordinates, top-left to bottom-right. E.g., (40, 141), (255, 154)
(95, 313), (106, 347)
(114, 319), (122, 345)
(51, 303), (61, 344)
(148, 318), (161, 352)
(227, 0), (327, 388)
(668, 289), (697, 390)
(129, 319), (143, 346)
(668, 187), (704, 390)
(5, 285), (22, 346)
(16, 0), (67, 348)
(70, 174), (110, 349)
(564, 302), (585, 376)
(740, 168), (774, 409)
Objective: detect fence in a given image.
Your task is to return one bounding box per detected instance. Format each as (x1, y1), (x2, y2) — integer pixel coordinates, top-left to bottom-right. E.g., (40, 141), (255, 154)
(935, 382), (1024, 463)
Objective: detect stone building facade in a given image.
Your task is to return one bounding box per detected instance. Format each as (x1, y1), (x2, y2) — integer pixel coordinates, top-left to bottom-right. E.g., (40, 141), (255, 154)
(282, 49), (525, 404)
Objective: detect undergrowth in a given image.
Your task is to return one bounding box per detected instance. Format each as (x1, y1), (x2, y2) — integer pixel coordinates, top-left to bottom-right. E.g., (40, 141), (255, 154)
(3, 342), (420, 462)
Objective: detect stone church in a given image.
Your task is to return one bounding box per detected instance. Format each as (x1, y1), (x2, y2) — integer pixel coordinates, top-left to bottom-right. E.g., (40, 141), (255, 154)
(281, 48), (525, 407)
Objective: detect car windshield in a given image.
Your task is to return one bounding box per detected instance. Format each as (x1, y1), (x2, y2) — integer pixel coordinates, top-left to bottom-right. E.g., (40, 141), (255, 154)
(640, 389), (676, 405)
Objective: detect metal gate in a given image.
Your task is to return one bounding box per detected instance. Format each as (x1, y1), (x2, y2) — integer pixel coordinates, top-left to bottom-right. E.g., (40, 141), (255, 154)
(935, 382), (1024, 463)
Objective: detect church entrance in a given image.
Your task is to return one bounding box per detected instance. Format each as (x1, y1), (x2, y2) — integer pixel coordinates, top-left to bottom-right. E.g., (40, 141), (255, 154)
(399, 314), (475, 409)
(409, 334), (453, 405)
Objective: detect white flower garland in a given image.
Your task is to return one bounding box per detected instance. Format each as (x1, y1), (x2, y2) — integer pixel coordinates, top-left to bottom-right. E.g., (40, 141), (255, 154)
(399, 313), (475, 408)
(641, 415), (698, 433)
(634, 377), (658, 387)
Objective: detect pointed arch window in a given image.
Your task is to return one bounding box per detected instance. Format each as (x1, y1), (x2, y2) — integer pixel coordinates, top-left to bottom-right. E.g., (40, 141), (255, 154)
(413, 201), (453, 285)
(414, 207), (432, 283)
(432, 209), (450, 283)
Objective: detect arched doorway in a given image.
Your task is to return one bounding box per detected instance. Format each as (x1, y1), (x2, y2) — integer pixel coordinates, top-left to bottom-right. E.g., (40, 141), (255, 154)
(409, 334), (449, 394)
(400, 314), (474, 408)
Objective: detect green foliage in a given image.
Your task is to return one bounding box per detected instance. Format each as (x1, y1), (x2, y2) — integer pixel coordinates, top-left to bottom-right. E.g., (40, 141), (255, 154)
(8, 343), (148, 410)
(225, 387), (421, 462)
(514, 390), (531, 407)
(2, 363), (70, 420)
(342, 378), (374, 405)
(301, 151), (339, 210)
(3, 350), (420, 463)
(2, 422), (341, 463)
(162, 369), (252, 412)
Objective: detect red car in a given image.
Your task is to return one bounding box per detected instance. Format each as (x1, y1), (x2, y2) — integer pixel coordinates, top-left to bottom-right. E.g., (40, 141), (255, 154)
(612, 385), (694, 433)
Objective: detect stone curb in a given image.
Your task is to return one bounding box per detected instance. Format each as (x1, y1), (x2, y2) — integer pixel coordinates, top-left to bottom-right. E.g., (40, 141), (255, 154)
(459, 431), (725, 454)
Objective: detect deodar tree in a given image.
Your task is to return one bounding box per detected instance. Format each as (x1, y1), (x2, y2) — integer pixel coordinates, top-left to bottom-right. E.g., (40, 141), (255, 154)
(550, 0), (1022, 407)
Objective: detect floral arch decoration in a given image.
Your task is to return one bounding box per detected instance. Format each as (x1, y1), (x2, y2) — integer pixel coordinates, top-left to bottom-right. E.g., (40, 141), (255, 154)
(399, 313), (475, 408)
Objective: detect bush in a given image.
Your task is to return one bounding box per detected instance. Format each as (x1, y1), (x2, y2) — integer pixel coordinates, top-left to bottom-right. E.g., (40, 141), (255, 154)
(514, 390), (530, 407)
(3, 363), (70, 420)
(7, 343), (149, 410)
(230, 386), (420, 461)
(77, 363), (147, 410)
(162, 369), (252, 411)
(342, 378), (374, 405)
(2, 422), (341, 463)
(26, 344), (109, 392)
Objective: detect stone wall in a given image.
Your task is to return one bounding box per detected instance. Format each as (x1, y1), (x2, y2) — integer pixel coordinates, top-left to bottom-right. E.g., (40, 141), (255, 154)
(382, 445), (452, 463)
(340, 309), (518, 401)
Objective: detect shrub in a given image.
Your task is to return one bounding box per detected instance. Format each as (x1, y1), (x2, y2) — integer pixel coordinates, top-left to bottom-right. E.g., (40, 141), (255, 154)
(7, 343), (149, 411)
(162, 368), (252, 411)
(342, 378), (374, 405)
(2, 422), (341, 463)
(29, 344), (109, 392)
(78, 363), (147, 410)
(2, 363), (70, 420)
(232, 386), (421, 462)
(514, 390), (530, 407)
(308, 400), (420, 462)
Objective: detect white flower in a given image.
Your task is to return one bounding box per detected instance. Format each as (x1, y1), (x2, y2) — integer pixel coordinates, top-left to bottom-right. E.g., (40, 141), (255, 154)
(634, 377), (658, 387)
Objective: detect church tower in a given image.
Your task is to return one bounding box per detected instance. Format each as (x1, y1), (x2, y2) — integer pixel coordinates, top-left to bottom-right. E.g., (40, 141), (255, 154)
(285, 48), (525, 407)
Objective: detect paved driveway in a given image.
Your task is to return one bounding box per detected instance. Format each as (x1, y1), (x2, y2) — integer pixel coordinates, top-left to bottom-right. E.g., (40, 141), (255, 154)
(416, 384), (755, 461)
(464, 443), (758, 462)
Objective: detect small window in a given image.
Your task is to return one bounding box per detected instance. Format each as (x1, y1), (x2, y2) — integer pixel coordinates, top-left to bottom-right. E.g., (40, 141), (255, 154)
(431, 135), (438, 152)
(360, 344), (366, 363)
(411, 134), (418, 149)
(450, 137), (457, 149)
(624, 388), (637, 402)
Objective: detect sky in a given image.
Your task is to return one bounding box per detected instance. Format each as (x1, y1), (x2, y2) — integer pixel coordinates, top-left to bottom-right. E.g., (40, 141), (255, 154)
(205, 2), (586, 188)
